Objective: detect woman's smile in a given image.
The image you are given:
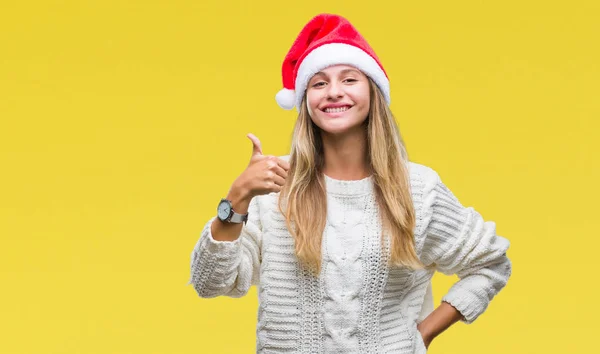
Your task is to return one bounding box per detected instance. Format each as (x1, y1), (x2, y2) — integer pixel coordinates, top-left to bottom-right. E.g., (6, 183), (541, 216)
(322, 105), (353, 117)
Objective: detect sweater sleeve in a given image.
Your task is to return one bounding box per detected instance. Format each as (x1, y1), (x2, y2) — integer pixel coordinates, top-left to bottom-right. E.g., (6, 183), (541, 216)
(186, 196), (262, 298)
(418, 169), (512, 324)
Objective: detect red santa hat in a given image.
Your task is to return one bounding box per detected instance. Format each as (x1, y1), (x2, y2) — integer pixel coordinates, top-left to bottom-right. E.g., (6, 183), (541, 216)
(275, 13), (391, 110)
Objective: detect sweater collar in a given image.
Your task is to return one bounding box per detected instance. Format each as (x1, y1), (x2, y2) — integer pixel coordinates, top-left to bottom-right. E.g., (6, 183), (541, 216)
(323, 173), (374, 196)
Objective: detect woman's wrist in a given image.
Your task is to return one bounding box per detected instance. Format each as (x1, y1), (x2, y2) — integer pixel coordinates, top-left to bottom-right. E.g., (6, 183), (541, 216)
(226, 183), (252, 214)
(417, 321), (434, 347)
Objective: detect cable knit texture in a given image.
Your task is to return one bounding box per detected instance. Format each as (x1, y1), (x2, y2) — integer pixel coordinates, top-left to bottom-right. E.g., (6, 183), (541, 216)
(187, 158), (512, 353)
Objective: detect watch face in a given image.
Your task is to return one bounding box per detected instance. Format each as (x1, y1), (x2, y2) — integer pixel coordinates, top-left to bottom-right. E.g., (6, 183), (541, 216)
(217, 200), (231, 220)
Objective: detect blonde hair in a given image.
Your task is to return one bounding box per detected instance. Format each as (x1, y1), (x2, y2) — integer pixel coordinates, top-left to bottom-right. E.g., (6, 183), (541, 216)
(277, 78), (425, 274)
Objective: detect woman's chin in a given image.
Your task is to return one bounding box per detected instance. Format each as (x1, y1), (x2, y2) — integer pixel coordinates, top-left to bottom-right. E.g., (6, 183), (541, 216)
(318, 121), (363, 135)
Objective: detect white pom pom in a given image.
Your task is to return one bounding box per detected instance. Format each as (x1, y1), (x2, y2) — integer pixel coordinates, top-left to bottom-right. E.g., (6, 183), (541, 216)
(275, 88), (296, 110)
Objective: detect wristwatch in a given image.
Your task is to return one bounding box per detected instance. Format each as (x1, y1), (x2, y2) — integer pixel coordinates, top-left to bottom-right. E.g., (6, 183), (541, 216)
(217, 198), (248, 224)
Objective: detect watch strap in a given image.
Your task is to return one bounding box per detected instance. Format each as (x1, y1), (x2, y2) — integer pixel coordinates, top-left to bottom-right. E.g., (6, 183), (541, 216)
(229, 211), (248, 224)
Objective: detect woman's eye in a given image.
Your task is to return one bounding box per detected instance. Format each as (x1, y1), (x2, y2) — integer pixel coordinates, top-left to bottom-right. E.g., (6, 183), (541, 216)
(344, 78), (357, 83)
(312, 82), (326, 87)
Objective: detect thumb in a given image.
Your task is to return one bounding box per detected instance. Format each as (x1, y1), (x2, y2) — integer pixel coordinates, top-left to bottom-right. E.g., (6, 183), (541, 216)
(247, 133), (263, 156)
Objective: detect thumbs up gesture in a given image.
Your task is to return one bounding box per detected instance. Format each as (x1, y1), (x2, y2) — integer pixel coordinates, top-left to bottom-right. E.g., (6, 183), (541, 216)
(230, 133), (290, 203)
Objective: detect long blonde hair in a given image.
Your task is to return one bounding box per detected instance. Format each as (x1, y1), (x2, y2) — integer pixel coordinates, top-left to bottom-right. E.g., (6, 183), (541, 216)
(277, 78), (424, 274)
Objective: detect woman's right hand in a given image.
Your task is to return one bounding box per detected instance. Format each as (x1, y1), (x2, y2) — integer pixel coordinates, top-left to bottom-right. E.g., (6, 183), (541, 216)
(212, 133), (289, 241)
(230, 133), (290, 202)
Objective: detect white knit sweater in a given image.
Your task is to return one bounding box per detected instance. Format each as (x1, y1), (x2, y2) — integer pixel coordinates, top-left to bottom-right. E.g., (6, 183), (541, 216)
(187, 159), (512, 354)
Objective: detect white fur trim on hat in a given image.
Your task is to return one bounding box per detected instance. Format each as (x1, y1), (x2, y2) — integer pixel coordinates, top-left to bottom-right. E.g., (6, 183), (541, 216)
(275, 88), (296, 110)
(294, 43), (390, 110)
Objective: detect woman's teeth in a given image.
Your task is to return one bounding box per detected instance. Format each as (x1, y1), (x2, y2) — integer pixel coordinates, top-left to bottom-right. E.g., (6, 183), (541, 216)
(324, 106), (350, 113)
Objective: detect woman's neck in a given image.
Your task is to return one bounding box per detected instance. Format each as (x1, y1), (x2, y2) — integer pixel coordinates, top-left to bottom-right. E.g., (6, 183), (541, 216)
(321, 130), (370, 180)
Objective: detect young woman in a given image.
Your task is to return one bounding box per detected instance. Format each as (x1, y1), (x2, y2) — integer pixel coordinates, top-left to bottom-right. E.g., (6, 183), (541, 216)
(188, 13), (512, 354)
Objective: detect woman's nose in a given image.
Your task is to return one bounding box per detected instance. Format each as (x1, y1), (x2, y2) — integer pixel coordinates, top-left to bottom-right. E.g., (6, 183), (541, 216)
(326, 82), (343, 99)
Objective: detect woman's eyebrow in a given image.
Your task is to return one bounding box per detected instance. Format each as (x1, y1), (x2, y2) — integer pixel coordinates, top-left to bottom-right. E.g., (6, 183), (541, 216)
(339, 68), (361, 75)
(308, 72), (326, 84)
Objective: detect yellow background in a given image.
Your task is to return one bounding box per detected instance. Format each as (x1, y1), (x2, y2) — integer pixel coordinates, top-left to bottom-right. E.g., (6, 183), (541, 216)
(1, 0), (598, 353)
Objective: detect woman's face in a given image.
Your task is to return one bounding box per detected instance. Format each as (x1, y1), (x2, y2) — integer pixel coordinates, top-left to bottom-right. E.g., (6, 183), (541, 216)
(306, 64), (370, 136)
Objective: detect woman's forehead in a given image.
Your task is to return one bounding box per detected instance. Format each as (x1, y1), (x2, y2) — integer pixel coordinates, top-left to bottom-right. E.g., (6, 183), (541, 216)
(313, 65), (365, 77)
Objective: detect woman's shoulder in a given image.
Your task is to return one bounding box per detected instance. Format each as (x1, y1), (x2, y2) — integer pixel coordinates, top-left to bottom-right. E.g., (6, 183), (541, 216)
(407, 161), (441, 188)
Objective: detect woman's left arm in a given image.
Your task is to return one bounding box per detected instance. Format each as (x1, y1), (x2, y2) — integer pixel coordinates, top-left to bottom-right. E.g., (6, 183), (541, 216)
(417, 301), (463, 348)
(416, 168), (513, 345)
